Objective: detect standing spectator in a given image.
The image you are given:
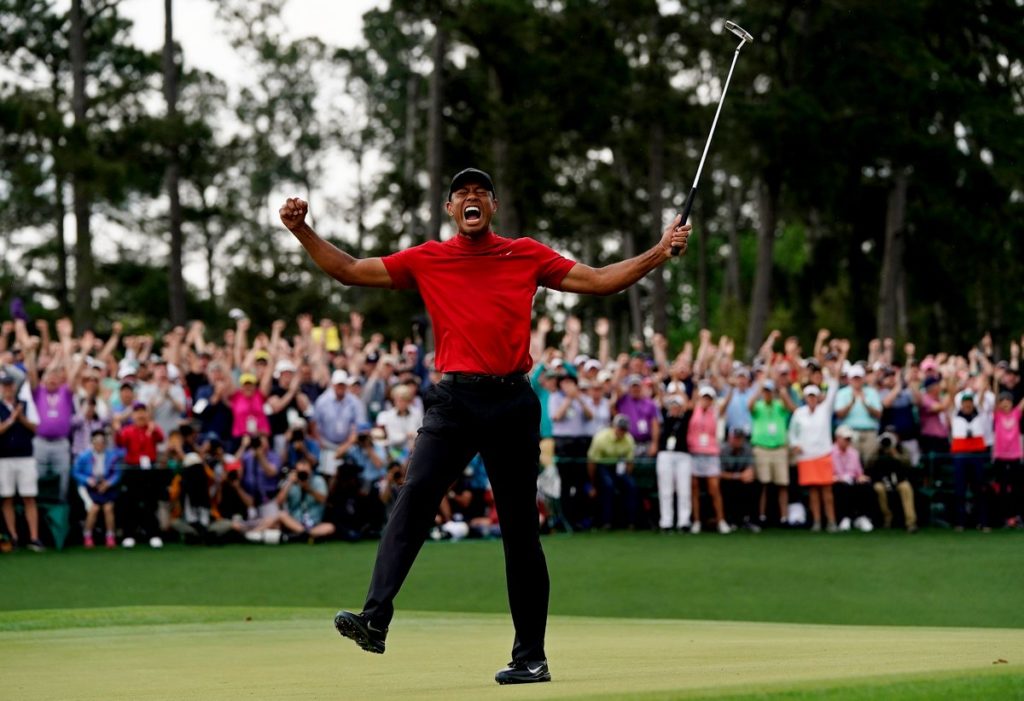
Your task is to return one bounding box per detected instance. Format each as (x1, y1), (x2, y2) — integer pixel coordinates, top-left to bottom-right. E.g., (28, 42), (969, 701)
(70, 398), (108, 462)
(116, 403), (165, 548)
(313, 370), (367, 477)
(719, 428), (760, 532)
(230, 373), (270, 441)
(834, 365), (883, 462)
(917, 375), (952, 471)
(950, 392), (990, 531)
(788, 383), (839, 532)
(267, 360), (312, 457)
(192, 362), (235, 446)
(615, 375), (661, 460)
(550, 372), (594, 529)
(749, 377), (795, 526)
(992, 392), (1024, 527)
(688, 385), (730, 534)
(880, 368), (921, 467)
(656, 394), (692, 532)
(586, 414), (637, 529)
(724, 368), (754, 436)
(30, 367), (77, 502)
(136, 361), (186, 449)
(831, 426), (875, 532)
(71, 430), (123, 548)
(0, 373), (42, 551)
(375, 384), (423, 458)
(867, 431), (918, 532)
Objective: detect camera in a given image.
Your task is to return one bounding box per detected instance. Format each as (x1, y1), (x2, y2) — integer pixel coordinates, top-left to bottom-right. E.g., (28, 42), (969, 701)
(296, 470), (309, 482)
(226, 470), (239, 482)
(878, 432), (898, 450)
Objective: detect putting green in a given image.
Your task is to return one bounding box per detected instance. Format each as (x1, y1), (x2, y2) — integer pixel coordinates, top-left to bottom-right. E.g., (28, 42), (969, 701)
(2, 608), (1021, 700)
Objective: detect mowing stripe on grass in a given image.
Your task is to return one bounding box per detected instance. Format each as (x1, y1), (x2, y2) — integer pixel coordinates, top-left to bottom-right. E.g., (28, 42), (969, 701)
(0, 609), (1021, 701)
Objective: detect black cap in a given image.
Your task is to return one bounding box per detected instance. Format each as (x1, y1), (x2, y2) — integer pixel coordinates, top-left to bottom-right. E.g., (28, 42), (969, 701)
(447, 168), (495, 201)
(0, 373), (14, 385)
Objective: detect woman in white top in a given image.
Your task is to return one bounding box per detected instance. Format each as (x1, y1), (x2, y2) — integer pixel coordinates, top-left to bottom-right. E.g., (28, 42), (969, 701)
(788, 379), (838, 531)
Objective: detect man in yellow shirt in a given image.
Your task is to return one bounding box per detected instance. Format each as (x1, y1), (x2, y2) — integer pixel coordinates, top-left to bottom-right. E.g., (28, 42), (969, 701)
(586, 415), (637, 529)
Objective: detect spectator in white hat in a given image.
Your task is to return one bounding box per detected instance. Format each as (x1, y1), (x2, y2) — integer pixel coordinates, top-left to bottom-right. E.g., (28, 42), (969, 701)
(687, 385), (730, 534)
(831, 426), (874, 532)
(748, 372), (796, 526)
(313, 370), (367, 477)
(834, 364), (882, 461)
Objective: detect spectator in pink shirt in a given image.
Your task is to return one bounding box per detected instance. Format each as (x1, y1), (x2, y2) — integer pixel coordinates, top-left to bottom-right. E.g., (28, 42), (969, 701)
(831, 426), (874, 532)
(231, 373), (270, 440)
(687, 386), (729, 534)
(993, 392), (1024, 527)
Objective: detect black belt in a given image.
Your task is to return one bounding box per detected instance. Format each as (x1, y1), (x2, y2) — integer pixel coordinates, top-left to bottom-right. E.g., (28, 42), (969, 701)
(440, 372), (528, 386)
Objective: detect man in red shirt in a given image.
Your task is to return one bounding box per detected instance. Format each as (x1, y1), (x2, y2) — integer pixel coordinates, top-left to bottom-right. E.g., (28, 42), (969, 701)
(279, 168), (690, 684)
(116, 403), (166, 548)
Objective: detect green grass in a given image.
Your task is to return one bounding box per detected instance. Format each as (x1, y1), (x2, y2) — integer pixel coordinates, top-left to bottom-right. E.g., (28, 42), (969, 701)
(2, 530), (1023, 699)
(3, 530), (1023, 628)
(2, 609), (1022, 701)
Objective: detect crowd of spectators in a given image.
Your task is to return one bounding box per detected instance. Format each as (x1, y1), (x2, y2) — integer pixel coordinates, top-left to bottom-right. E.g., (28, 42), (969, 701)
(0, 311), (1021, 552)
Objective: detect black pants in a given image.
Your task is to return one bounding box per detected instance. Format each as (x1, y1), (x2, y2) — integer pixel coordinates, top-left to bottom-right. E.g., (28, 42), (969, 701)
(721, 478), (758, 525)
(554, 436), (591, 528)
(362, 378), (548, 661)
(993, 459), (1024, 523)
(833, 482), (874, 521)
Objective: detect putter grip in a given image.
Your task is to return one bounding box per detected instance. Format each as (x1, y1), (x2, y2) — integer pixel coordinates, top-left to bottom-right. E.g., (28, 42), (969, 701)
(670, 187), (697, 256)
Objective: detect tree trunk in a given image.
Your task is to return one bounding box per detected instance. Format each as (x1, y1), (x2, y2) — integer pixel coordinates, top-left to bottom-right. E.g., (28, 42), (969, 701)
(402, 72), (419, 241)
(488, 67), (521, 236)
(197, 187), (216, 301)
(648, 122), (668, 334)
(745, 176), (780, 358)
(426, 21), (445, 242)
(876, 169), (908, 340)
(724, 183), (742, 304)
(53, 165), (69, 314)
(70, 0), (94, 330)
(164, 0), (186, 325)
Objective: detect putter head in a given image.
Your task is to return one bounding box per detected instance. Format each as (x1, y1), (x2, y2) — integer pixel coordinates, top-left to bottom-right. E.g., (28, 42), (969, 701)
(724, 20), (754, 44)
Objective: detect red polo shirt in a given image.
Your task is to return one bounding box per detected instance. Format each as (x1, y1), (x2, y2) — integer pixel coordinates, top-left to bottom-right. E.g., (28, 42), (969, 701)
(382, 231), (576, 375)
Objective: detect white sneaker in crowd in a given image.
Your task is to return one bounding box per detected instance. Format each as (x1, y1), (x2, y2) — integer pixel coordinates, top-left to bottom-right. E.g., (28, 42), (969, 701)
(717, 521), (732, 535)
(122, 537), (136, 549)
(838, 517), (852, 532)
(854, 516), (874, 532)
(148, 536), (164, 548)
(690, 522), (702, 534)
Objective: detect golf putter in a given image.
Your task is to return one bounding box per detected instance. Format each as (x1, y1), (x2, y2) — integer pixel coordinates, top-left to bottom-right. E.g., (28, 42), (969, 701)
(671, 20), (754, 256)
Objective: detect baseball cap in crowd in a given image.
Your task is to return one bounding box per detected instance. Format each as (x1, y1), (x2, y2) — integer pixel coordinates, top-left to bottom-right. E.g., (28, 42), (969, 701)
(596, 370), (613, 383)
(920, 359), (938, 372)
(762, 380), (776, 392)
(131, 401), (147, 411)
(805, 358), (821, 371)
(847, 365), (866, 379)
(117, 363), (138, 380)
(835, 426), (854, 440)
(0, 373), (14, 385)
(183, 453), (203, 468)
(922, 376), (941, 389)
(365, 351), (380, 363)
(274, 360), (297, 379)
(959, 391), (975, 403)
(239, 373), (258, 386)
(998, 391), (1015, 403)
(583, 359), (602, 372)
(626, 374), (644, 386)
(666, 394), (685, 406)
(729, 427), (748, 439)
(331, 369), (350, 386)
(612, 414), (631, 431)
(573, 354), (590, 366)
(447, 168), (495, 201)
(357, 422), (374, 435)
(201, 431), (221, 446)
(559, 373), (578, 384)
(698, 385), (717, 399)
(254, 350), (270, 362)
(803, 384), (822, 397)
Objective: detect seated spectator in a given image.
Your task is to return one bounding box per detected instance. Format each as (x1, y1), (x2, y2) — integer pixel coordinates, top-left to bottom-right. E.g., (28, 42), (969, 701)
(950, 392), (990, 531)
(831, 426), (874, 532)
(586, 414), (638, 529)
(435, 459), (496, 540)
(246, 457), (327, 543)
(867, 430), (918, 533)
(720, 428), (760, 532)
(343, 423), (389, 496)
(71, 429), (123, 549)
(993, 392), (1024, 527)
(374, 384), (422, 458)
(213, 454), (254, 538)
(168, 452), (222, 543)
(280, 418), (321, 471)
(688, 386), (730, 534)
(656, 394), (692, 532)
(0, 372), (42, 551)
(116, 403), (166, 548)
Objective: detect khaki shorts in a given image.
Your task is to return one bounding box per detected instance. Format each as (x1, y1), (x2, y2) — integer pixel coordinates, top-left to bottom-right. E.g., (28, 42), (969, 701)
(753, 446), (789, 486)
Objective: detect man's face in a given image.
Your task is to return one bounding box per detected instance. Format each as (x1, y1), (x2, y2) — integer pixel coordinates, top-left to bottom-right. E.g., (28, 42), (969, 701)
(446, 182), (496, 236)
(133, 408), (148, 426)
(43, 370), (61, 392)
(735, 373), (750, 389)
(1, 383), (14, 402)
(629, 383), (643, 398)
(333, 382), (347, 399)
(91, 433), (106, 452)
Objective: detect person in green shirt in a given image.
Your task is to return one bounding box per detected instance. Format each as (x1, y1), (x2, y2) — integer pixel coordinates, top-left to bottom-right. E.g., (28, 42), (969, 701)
(586, 414), (637, 529)
(747, 374), (796, 525)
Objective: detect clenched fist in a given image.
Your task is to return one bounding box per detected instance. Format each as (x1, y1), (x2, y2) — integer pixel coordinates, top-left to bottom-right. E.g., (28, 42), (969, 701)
(280, 197), (308, 231)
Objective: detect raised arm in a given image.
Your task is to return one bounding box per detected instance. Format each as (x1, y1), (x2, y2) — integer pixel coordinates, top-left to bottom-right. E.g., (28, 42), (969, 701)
(280, 198), (392, 289)
(558, 215), (690, 296)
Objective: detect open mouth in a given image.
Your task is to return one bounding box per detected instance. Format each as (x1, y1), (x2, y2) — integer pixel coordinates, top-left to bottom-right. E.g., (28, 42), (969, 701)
(463, 205), (482, 224)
